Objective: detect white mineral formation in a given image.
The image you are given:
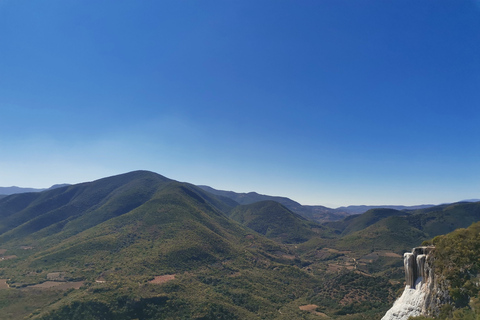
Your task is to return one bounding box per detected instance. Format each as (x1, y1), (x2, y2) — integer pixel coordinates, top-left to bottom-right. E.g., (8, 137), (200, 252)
(382, 247), (436, 320)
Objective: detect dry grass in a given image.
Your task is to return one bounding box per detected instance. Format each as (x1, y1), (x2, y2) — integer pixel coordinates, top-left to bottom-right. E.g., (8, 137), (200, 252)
(149, 274), (175, 284)
(299, 304), (330, 317)
(0, 279), (9, 289)
(27, 281), (84, 290)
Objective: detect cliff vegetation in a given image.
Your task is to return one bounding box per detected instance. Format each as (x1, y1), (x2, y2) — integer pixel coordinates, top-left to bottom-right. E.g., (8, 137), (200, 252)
(411, 221), (480, 319)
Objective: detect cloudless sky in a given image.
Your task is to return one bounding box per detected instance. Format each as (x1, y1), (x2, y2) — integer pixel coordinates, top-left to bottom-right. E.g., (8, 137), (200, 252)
(1, 0), (479, 207)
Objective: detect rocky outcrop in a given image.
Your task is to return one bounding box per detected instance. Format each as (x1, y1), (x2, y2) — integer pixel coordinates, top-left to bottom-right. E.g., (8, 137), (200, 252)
(382, 246), (448, 320)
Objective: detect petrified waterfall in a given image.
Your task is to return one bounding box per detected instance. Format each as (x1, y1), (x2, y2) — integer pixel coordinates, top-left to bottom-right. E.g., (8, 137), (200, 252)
(382, 246), (444, 320)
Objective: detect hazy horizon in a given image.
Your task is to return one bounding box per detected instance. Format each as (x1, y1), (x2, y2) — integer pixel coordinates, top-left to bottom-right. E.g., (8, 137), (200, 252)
(1, 171), (478, 208)
(1, 1), (479, 207)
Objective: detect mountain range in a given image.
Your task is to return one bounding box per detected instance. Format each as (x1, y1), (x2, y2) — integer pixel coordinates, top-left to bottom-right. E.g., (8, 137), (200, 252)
(0, 184), (70, 195)
(4, 183), (475, 220)
(0, 170), (479, 319)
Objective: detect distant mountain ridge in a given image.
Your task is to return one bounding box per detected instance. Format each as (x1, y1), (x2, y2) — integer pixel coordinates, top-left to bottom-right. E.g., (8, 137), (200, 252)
(227, 200), (328, 243)
(0, 184), (69, 195)
(337, 204), (435, 215)
(196, 185), (459, 221)
(2, 183), (475, 219)
(197, 185), (351, 222)
(328, 201), (480, 254)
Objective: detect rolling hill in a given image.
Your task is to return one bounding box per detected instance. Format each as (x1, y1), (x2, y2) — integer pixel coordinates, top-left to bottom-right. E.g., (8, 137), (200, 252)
(0, 170), (478, 319)
(0, 184), (70, 196)
(328, 201), (480, 255)
(0, 171), (350, 319)
(198, 185), (351, 222)
(227, 200), (330, 243)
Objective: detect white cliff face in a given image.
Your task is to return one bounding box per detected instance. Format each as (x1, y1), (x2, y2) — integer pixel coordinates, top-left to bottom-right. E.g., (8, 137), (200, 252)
(382, 247), (436, 320)
(381, 278), (426, 320)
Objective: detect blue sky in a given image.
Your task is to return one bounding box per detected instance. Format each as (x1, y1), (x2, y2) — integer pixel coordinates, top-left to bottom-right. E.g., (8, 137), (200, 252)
(1, 0), (479, 207)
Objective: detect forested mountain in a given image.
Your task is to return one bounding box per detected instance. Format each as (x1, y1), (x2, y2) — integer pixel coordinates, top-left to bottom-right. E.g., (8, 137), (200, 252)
(412, 221), (480, 319)
(227, 200), (332, 243)
(328, 202), (480, 255)
(198, 185), (351, 222)
(0, 184), (69, 196)
(336, 205), (435, 215)
(0, 171), (478, 319)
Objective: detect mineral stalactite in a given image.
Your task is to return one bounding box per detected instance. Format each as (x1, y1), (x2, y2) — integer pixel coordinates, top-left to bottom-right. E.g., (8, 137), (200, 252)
(382, 246), (439, 320)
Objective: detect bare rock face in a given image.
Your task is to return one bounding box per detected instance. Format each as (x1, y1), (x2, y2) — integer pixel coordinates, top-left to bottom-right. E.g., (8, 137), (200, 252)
(382, 246), (447, 320)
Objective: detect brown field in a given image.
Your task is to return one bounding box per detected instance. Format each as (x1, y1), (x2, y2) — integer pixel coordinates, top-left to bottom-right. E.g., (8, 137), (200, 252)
(382, 251), (402, 258)
(299, 304), (329, 317)
(0, 249), (7, 255)
(149, 274), (175, 284)
(27, 281), (84, 290)
(299, 304), (318, 311)
(0, 279), (9, 289)
(359, 251), (402, 263)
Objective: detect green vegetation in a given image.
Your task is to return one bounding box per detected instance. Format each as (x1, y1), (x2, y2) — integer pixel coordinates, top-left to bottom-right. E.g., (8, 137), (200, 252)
(327, 202), (480, 256)
(228, 200), (330, 243)
(409, 221), (480, 319)
(0, 171), (479, 319)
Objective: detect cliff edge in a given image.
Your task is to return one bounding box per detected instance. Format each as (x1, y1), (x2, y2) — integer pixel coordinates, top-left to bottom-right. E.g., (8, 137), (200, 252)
(382, 246), (449, 320)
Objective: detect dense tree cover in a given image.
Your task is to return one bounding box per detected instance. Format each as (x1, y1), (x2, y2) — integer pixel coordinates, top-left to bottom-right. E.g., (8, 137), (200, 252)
(411, 222), (480, 319)
(228, 200), (332, 243)
(1, 172), (479, 319)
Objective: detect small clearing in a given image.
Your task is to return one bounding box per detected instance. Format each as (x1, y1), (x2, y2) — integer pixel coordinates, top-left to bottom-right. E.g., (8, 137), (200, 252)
(299, 304), (329, 317)
(47, 272), (66, 281)
(149, 274), (175, 284)
(27, 281), (84, 290)
(0, 249), (7, 255)
(0, 279), (9, 289)
(382, 251), (402, 258)
(299, 304), (318, 311)
(0, 255), (17, 261)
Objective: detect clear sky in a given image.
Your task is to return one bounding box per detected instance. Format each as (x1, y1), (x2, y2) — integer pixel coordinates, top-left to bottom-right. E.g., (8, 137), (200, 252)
(1, 0), (479, 207)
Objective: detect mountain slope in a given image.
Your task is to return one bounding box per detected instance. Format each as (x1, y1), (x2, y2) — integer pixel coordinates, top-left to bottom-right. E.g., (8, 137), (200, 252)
(0, 186), (46, 195)
(329, 202), (480, 255)
(198, 185), (350, 222)
(0, 171), (342, 320)
(336, 204), (435, 215)
(0, 171), (173, 246)
(5, 171), (471, 319)
(407, 201), (480, 237)
(326, 208), (409, 236)
(0, 184), (70, 195)
(336, 215), (428, 254)
(228, 200), (326, 243)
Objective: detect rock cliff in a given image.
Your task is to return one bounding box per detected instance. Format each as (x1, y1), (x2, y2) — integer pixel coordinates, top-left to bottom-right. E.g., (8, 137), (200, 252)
(382, 246), (449, 320)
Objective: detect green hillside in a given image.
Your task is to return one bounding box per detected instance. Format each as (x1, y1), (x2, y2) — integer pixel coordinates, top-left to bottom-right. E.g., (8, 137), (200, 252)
(407, 201), (480, 237)
(327, 202), (480, 255)
(336, 215), (428, 254)
(0, 171), (477, 319)
(0, 171), (398, 319)
(326, 208), (408, 236)
(411, 221), (480, 319)
(228, 200), (328, 243)
(198, 185), (350, 222)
